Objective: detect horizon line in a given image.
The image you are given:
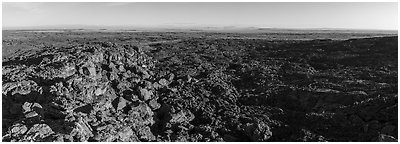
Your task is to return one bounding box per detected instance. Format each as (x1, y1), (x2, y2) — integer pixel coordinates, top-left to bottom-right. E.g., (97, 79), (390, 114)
(2, 25), (398, 31)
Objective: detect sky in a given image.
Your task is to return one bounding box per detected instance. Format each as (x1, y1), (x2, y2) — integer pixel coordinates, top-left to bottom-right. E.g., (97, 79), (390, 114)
(2, 2), (398, 30)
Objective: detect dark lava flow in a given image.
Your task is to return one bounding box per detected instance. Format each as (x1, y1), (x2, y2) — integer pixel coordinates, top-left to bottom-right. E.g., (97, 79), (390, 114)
(2, 36), (398, 142)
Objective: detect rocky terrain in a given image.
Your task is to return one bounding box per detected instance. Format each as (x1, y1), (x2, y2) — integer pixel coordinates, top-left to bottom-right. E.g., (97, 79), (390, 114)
(2, 31), (398, 142)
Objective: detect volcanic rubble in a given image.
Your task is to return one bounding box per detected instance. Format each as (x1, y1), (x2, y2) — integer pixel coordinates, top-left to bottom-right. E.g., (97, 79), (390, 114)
(2, 37), (398, 142)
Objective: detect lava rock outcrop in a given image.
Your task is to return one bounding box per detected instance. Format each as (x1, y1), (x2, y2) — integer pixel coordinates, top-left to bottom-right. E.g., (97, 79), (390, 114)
(3, 42), (178, 141)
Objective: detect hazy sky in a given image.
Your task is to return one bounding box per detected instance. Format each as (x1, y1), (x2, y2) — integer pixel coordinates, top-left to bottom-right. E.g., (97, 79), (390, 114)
(2, 2), (398, 30)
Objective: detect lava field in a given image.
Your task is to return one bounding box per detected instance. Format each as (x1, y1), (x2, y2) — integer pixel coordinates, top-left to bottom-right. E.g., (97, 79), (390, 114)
(1, 31), (398, 142)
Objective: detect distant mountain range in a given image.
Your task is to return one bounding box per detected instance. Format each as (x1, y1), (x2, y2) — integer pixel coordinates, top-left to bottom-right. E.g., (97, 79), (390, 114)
(3, 25), (397, 34)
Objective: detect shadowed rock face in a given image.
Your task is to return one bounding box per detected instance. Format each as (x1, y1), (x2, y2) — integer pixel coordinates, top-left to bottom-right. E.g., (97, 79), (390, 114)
(2, 34), (398, 142)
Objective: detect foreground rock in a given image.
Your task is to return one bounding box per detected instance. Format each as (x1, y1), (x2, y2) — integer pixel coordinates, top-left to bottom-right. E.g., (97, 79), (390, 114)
(2, 42), (176, 142)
